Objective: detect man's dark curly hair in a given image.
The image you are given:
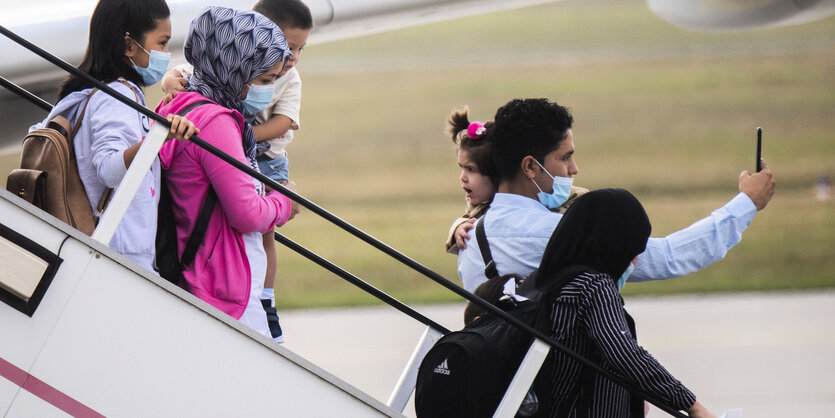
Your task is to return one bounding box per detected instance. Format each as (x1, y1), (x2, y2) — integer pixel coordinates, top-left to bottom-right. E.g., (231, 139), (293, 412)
(489, 98), (574, 182)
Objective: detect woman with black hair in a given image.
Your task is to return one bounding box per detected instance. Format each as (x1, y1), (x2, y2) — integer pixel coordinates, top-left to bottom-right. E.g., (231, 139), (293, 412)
(533, 188), (714, 418)
(33, 0), (196, 269)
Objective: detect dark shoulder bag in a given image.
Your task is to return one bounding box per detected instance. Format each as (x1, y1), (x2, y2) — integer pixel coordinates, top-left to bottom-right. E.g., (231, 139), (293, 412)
(154, 100), (216, 284)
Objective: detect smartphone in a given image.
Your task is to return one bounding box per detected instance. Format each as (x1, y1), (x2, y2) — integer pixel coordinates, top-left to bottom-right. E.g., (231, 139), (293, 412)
(756, 127), (762, 173)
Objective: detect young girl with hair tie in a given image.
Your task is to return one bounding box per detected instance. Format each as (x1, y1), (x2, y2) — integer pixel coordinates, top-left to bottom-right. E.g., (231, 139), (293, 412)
(444, 107), (587, 255)
(443, 107), (498, 254)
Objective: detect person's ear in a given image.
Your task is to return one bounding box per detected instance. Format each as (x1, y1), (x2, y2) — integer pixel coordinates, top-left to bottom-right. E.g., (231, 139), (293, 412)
(124, 34), (137, 59)
(520, 155), (539, 179)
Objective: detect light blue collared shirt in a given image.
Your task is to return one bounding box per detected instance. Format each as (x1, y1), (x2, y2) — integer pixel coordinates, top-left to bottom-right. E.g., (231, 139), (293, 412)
(457, 192), (757, 292)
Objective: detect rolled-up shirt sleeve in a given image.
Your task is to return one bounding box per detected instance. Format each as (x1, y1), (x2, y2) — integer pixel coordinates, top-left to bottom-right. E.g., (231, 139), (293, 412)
(631, 192), (757, 282)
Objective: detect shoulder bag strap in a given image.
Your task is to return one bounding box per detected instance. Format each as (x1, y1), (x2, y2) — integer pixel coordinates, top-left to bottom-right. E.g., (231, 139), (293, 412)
(68, 78), (135, 146)
(180, 188), (217, 268)
(475, 216), (499, 279)
(174, 100), (217, 268)
(69, 88), (98, 141)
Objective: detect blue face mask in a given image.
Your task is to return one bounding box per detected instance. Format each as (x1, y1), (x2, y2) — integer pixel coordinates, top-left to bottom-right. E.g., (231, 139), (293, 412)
(241, 83), (275, 116)
(617, 262), (636, 291)
(129, 39), (170, 86)
(532, 159), (573, 210)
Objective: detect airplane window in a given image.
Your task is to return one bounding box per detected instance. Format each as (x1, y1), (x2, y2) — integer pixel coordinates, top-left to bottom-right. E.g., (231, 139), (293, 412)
(0, 223), (62, 316)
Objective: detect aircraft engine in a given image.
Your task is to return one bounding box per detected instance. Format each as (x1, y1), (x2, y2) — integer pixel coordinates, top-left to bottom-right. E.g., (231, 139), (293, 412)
(648, 0), (835, 31)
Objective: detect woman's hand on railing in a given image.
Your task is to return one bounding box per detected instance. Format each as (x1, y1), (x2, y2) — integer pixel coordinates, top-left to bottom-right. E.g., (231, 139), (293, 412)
(282, 181), (301, 220)
(687, 400), (716, 418)
(164, 114), (199, 142)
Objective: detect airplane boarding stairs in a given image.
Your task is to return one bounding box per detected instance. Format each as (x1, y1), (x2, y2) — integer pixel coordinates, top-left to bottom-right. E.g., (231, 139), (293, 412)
(0, 188), (400, 417)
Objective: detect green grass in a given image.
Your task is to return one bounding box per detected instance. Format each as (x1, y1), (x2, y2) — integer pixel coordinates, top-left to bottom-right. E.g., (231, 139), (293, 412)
(4, 0), (833, 309)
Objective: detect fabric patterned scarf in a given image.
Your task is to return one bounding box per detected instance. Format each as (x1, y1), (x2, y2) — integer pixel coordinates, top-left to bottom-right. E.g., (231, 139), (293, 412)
(183, 6), (289, 165)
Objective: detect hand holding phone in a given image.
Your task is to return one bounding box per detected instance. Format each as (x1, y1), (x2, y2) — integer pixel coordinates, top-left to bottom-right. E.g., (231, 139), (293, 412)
(756, 127), (762, 173)
(742, 127), (775, 210)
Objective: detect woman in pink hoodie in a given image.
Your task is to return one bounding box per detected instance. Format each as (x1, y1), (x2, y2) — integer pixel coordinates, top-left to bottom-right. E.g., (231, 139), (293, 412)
(156, 7), (297, 337)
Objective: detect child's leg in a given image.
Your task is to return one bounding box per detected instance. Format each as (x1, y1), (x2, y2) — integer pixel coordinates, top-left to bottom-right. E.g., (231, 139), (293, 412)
(260, 231), (283, 342)
(256, 156), (290, 342)
(258, 157), (290, 293)
(262, 231), (277, 292)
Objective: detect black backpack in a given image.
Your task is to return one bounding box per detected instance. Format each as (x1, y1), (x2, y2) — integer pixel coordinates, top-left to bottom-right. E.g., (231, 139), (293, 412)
(415, 291), (545, 418)
(416, 217), (560, 418)
(154, 100), (217, 285)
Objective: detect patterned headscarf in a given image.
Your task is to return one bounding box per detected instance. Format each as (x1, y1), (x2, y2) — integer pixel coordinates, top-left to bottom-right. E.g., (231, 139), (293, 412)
(184, 7), (289, 163)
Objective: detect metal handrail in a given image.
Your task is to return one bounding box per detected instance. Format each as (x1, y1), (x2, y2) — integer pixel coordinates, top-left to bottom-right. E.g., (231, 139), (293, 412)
(275, 232), (451, 335)
(0, 75), (51, 112)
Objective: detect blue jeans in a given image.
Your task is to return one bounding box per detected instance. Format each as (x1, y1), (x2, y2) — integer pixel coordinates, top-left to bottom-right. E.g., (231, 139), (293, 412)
(257, 156), (289, 184)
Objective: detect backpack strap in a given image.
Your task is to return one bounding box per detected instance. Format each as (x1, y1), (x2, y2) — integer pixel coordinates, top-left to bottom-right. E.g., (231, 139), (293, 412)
(69, 88), (97, 141)
(475, 216), (499, 279)
(67, 88), (116, 223)
(180, 188), (217, 268)
(68, 80), (135, 147)
(173, 100), (216, 269)
(175, 100), (213, 120)
(95, 188), (113, 218)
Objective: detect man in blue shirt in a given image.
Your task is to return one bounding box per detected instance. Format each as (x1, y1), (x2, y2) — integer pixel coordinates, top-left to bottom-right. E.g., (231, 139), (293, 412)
(458, 98), (776, 292)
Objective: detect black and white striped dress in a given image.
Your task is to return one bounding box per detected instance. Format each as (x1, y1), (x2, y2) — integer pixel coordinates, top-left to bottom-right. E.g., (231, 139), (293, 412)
(535, 271), (697, 417)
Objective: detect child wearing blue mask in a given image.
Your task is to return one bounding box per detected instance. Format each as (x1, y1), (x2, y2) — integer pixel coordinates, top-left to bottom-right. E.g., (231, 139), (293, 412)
(32, 0), (197, 270)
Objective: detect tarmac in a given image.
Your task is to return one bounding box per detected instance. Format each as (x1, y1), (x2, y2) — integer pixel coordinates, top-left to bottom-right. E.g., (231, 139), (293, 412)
(282, 290), (835, 417)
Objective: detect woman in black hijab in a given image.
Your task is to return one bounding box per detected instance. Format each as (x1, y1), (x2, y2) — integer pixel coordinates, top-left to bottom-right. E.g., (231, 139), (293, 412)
(533, 188), (714, 418)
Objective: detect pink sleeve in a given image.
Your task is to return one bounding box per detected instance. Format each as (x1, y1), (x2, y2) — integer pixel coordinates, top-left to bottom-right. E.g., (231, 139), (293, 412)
(194, 114), (292, 233)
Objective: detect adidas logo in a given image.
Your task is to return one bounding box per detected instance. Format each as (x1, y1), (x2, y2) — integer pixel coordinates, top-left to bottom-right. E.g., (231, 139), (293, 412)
(433, 359), (451, 375)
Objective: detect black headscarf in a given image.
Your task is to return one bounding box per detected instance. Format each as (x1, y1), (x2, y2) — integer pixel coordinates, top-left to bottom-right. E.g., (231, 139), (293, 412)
(536, 188), (652, 291)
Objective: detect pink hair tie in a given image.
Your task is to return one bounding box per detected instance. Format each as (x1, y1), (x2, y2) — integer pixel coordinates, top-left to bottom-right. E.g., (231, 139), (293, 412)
(467, 122), (486, 139)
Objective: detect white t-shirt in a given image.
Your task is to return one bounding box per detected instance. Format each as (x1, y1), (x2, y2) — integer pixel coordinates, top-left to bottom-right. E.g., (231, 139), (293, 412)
(255, 67), (302, 159)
